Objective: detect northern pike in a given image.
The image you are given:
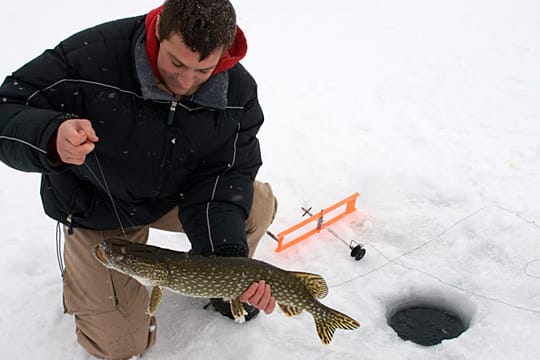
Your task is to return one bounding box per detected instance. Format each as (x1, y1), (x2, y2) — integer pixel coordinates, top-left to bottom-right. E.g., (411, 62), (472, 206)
(93, 239), (360, 344)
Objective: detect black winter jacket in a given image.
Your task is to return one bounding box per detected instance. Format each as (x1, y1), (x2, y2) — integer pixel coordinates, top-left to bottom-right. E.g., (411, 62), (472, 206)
(0, 16), (264, 256)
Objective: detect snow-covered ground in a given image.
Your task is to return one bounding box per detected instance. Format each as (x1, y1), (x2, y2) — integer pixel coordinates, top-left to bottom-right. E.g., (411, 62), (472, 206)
(1, 1), (539, 359)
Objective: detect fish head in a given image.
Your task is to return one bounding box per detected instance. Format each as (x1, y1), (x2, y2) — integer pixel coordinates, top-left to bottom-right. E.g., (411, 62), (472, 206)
(93, 238), (168, 285)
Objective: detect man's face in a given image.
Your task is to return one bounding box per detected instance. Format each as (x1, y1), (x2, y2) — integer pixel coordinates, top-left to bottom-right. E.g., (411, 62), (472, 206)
(156, 28), (223, 96)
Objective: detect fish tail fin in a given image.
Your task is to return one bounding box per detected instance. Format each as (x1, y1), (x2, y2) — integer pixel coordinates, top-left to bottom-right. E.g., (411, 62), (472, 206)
(314, 305), (360, 345)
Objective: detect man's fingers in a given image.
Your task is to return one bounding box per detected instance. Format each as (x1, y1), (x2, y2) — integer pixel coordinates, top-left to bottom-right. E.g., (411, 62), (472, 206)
(247, 280), (266, 306)
(264, 292), (276, 314)
(254, 283), (275, 314)
(66, 130), (87, 146)
(69, 128), (97, 146)
(239, 282), (259, 303)
(78, 120), (99, 142)
(60, 142), (95, 165)
(239, 280), (275, 314)
(239, 279), (276, 313)
(79, 141), (96, 155)
(62, 138), (95, 157)
(239, 281), (265, 304)
(56, 119), (98, 165)
(257, 284), (273, 313)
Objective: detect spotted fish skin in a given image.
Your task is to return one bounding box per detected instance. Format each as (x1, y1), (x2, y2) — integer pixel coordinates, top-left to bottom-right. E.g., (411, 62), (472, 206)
(93, 239), (359, 344)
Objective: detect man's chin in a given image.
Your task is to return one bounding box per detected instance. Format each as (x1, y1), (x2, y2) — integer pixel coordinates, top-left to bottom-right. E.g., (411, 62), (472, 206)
(163, 81), (199, 97)
(161, 81), (185, 96)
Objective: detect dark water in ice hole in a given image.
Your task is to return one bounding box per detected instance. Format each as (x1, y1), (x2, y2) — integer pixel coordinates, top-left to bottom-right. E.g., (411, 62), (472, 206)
(388, 306), (467, 346)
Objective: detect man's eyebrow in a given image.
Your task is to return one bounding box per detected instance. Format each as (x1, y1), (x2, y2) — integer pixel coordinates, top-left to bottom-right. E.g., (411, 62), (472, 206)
(168, 52), (218, 71)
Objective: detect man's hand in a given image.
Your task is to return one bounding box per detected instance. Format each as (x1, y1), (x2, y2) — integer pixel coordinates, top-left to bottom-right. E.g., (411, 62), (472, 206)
(239, 280), (276, 314)
(56, 119), (99, 165)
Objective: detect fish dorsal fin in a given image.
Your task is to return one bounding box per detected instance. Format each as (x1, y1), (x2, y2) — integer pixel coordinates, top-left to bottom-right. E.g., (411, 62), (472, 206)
(290, 271), (328, 299)
(279, 304), (303, 317)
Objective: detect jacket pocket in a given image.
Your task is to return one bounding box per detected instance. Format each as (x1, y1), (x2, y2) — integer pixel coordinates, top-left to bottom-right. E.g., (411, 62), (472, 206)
(41, 173), (95, 226)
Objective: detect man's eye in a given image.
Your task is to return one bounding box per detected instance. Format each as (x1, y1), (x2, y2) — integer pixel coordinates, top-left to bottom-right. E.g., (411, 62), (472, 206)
(172, 61), (183, 68)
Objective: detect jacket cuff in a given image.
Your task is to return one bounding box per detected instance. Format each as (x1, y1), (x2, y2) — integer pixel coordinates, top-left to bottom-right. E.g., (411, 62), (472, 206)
(213, 243), (248, 257)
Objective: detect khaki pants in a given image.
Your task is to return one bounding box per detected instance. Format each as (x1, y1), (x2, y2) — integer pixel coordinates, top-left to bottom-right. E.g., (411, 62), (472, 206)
(62, 181), (277, 359)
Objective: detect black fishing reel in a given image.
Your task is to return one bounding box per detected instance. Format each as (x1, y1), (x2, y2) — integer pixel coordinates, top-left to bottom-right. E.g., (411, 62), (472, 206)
(350, 243), (366, 261)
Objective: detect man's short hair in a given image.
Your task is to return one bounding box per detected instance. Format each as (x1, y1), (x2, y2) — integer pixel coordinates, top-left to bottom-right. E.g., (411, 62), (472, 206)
(159, 0), (237, 60)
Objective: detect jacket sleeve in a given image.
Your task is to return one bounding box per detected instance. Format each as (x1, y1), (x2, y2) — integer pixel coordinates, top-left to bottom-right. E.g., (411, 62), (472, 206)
(178, 84), (264, 257)
(0, 44), (77, 173)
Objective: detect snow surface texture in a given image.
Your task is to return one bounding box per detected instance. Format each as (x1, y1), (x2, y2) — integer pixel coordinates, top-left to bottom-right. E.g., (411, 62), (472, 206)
(1, 0), (539, 359)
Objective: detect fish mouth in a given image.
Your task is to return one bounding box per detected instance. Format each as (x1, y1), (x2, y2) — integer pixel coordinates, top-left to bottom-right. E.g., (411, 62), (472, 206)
(93, 244), (109, 265)
(93, 239), (132, 266)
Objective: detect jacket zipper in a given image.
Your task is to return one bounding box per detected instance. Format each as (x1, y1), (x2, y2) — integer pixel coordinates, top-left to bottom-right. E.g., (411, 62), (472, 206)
(155, 100), (178, 195)
(167, 100), (177, 125)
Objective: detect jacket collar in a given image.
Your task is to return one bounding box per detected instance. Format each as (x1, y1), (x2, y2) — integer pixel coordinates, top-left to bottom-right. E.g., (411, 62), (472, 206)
(135, 32), (229, 110)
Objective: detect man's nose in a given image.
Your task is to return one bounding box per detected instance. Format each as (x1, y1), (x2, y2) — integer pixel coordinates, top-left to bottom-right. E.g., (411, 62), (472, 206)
(177, 69), (194, 89)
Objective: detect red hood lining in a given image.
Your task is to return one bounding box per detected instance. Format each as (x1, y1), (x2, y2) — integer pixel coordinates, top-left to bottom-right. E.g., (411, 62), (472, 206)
(144, 5), (247, 83)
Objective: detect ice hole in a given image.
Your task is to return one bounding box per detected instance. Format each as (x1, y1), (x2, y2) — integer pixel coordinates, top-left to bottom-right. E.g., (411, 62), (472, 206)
(386, 290), (475, 346)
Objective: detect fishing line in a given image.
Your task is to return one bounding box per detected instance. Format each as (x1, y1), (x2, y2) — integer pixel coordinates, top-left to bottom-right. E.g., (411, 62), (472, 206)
(330, 205), (540, 315)
(367, 242), (540, 315)
(84, 152), (127, 239)
(494, 205), (540, 280)
(1, 134), (129, 233)
(81, 156), (140, 233)
(4, 134), (540, 312)
(55, 222), (64, 276)
(524, 259), (540, 279)
(1, 134), (131, 273)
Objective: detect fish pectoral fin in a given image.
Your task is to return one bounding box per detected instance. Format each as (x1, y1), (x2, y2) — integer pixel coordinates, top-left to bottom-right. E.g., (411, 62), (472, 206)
(230, 297), (247, 323)
(290, 271), (329, 299)
(278, 304), (303, 317)
(147, 286), (163, 317)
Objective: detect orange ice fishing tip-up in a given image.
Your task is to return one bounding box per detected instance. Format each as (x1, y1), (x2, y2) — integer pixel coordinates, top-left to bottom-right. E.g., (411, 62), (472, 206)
(267, 193), (366, 260)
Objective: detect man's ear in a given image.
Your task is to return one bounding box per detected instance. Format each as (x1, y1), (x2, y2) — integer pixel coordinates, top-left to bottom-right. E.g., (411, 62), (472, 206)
(155, 14), (161, 41)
